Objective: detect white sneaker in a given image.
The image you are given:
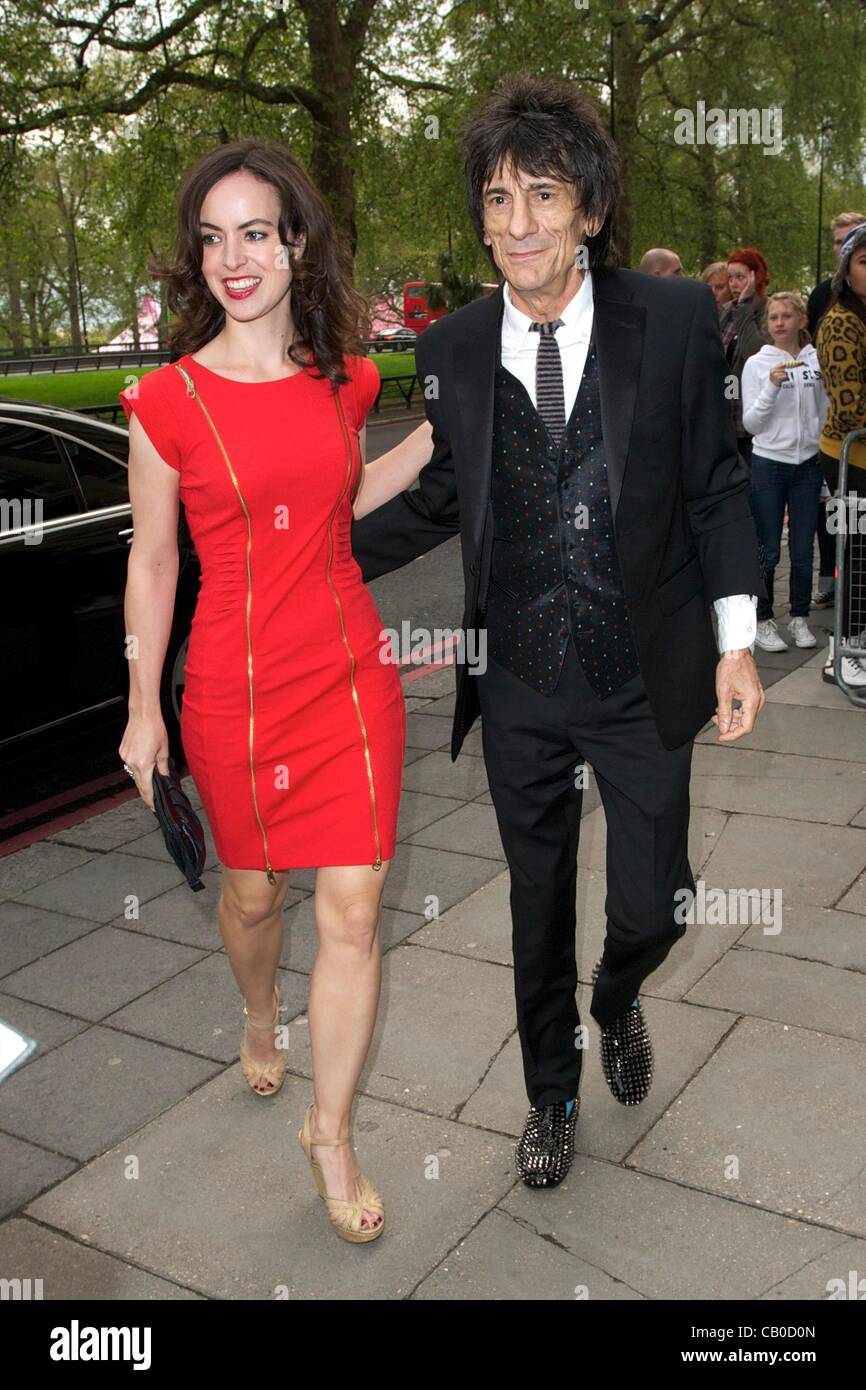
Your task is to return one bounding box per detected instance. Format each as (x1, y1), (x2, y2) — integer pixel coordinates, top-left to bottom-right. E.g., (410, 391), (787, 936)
(755, 619), (788, 651)
(787, 617), (817, 648)
(823, 634), (866, 687)
(840, 656), (866, 688)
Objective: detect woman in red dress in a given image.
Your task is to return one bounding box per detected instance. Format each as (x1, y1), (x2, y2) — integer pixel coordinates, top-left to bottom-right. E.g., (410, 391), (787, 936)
(118, 140), (433, 1242)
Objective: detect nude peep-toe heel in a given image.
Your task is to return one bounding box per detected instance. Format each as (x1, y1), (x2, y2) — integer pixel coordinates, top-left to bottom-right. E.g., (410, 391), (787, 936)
(298, 1102), (385, 1243)
(239, 983), (287, 1096)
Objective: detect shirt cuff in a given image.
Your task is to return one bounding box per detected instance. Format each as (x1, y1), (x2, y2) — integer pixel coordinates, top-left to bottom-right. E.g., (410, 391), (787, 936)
(714, 594), (757, 654)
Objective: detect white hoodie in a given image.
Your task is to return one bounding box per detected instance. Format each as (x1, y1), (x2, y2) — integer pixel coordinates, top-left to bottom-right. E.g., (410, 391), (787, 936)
(741, 343), (827, 462)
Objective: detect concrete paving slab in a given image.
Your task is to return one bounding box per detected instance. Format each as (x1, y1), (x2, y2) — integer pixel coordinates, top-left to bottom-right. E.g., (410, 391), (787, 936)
(285, 943), (515, 1116)
(685, 947), (866, 1042)
(403, 746), (430, 766)
(108, 868), (243, 951)
(758, 1234), (866, 1300)
(413, 1204), (644, 1299)
(629, 1017), (866, 1234)
(0, 901), (101, 977)
(765, 666), (857, 711)
(405, 802), (506, 861)
(738, 900), (866, 971)
(46, 796), (157, 852)
(25, 1074), (516, 1300)
(0, 925), (206, 1022)
(395, 790), (465, 839)
(404, 712), (454, 749)
(0, 1024), (219, 1161)
(835, 870), (866, 914)
(401, 750), (489, 800)
(499, 1155), (838, 1300)
(0, 1218), (203, 1298)
(408, 870), (513, 966)
(427, 692), (456, 715)
(0, 842), (95, 903)
(697, 704), (866, 761)
(0, 1134), (77, 1219)
(12, 852), (187, 924)
(103, 954), (309, 1061)
(692, 743), (866, 782)
(688, 774), (866, 825)
(699, 813), (866, 908)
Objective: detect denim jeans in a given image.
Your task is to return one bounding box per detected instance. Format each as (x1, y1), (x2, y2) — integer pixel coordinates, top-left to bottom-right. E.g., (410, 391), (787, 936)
(750, 453), (823, 620)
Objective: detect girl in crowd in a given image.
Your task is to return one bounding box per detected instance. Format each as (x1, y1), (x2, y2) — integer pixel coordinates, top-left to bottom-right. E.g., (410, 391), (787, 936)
(741, 292), (827, 653)
(720, 247), (772, 465)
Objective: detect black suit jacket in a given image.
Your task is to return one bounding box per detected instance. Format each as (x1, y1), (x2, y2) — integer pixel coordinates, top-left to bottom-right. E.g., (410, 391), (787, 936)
(351, 267), (766, 757)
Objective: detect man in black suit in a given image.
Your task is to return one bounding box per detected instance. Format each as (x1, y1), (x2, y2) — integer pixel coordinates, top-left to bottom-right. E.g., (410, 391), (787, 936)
(351, 74), (766, 1188)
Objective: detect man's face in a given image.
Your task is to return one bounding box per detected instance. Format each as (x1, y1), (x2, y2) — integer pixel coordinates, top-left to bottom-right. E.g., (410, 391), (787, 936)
(660, 254), (684, 277)
(481, 160), (600, 300)
(833, 224), (856, 259)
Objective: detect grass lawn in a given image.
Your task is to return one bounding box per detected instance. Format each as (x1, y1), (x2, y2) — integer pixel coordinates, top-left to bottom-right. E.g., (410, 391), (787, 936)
(0, 349), (417, 412)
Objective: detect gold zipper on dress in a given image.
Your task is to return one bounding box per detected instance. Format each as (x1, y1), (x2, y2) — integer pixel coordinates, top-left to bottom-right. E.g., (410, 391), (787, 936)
(328, 389), (383, 870)
(173, 363), (277, 885)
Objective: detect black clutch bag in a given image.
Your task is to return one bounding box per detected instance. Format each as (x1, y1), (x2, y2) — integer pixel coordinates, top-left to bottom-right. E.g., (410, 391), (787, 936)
(151, 757), (207, 892)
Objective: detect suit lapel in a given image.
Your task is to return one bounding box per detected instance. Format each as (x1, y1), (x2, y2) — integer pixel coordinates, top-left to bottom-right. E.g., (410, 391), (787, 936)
(592, 271), (645, 519)
(450, 270), (646, 528)
(452, 286), (504, 549)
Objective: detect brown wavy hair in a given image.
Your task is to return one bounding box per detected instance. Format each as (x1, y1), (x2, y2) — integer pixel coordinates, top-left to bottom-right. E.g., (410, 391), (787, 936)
(148, 139), (369, 387)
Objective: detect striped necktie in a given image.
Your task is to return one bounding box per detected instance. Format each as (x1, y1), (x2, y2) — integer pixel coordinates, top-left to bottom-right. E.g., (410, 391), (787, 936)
(529, 317), (565, 446)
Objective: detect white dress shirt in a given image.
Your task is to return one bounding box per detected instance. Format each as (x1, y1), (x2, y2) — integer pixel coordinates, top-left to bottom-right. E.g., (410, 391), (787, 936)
(500, 274), (757, 654)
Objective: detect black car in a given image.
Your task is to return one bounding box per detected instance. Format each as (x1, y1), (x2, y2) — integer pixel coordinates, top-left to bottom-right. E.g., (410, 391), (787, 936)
(0, 399), (199, 817)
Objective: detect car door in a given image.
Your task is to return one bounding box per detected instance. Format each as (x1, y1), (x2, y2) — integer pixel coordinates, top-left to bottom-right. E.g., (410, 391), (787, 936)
(56, 421), (135, 714)
(0, 415), (88, 740)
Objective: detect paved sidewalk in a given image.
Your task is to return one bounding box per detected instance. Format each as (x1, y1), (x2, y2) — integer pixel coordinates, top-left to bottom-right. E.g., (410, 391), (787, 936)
(1, 571), (864, 1300)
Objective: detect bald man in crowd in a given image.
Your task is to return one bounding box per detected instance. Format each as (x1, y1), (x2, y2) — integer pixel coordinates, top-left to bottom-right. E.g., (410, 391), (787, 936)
(639, 247), (684, 276)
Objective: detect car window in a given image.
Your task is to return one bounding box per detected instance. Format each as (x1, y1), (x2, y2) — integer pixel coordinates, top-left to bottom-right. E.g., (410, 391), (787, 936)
(62, 426), (129, 510)
(0, 420), (78, 524)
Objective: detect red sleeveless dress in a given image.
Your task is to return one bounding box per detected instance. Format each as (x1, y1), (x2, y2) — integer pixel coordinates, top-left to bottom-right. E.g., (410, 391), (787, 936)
(118, 353), (405, 876)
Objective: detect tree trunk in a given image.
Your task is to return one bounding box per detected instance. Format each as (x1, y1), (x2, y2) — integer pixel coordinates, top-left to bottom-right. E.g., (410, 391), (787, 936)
(51, 159), (83, 350)
(611, 21), (642, 267)
(6, 273), (25, 352)
(299, 0), (376, 258)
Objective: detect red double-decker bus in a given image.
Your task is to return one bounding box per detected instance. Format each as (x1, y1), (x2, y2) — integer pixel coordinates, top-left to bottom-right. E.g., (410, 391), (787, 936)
(402, 281), (448, 333)
(403, 280), (498, 333)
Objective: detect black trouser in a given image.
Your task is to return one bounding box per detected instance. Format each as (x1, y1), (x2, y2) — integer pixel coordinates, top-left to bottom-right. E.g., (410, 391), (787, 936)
(476, 634), (695, 1109)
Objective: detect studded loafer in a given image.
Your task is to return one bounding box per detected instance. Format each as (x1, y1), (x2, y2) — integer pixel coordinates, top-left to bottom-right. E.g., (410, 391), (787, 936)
(592, 957), (654, 1105)
(515, 1098), (580, 1188)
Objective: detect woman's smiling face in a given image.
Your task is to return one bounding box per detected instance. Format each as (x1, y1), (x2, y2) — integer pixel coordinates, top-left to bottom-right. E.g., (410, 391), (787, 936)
(198, 170), (304, 323)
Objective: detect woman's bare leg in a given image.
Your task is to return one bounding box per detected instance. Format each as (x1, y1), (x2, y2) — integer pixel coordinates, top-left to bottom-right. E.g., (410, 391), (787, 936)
(219, 866), (291, 1092)
(307, 860), (391, 1231)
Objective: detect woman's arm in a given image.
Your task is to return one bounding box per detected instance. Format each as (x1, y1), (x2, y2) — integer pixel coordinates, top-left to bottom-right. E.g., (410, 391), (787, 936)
(741, 357), (780, 435)
(118, 413), (181, 809)
(352, 418), (433, 520)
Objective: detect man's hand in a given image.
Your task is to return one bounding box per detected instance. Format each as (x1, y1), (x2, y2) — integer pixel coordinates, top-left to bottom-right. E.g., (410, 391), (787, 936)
(712, 648), (765, 741)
